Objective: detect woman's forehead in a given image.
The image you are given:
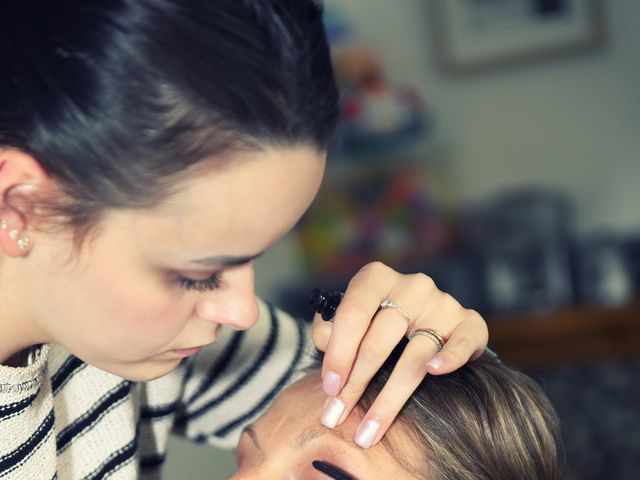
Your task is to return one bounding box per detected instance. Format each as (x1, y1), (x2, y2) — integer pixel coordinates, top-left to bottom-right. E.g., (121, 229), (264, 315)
(117, 146), (326, 262)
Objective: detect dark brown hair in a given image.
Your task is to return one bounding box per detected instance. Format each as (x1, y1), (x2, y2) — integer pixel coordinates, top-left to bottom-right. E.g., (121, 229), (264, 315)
(0, 0), (339, 245)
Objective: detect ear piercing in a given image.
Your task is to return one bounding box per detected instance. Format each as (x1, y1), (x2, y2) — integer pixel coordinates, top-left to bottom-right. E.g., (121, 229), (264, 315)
(0, 219), (31, 251)
(17, 237), (31, 251)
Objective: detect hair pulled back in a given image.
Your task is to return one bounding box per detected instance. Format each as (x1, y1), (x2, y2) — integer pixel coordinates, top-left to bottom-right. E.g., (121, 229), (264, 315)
(0, 0), (339, 240)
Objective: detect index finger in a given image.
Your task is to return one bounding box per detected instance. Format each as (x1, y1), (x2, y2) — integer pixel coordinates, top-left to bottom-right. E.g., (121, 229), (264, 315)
(321, 262), (400, 396)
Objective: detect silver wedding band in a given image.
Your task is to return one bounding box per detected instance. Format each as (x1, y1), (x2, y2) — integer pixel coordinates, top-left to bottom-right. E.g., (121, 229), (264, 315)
(408, 328), (446, 352)
(378, 298), (412, 326)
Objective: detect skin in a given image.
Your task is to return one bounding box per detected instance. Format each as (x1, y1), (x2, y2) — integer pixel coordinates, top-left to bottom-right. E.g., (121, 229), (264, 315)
(231, 372), (424, 480)
(0, 145), (325, 381)
(0, 143), (489, 447)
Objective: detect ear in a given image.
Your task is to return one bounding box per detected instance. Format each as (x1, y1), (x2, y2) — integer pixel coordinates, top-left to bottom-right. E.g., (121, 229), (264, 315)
(0, 148), (53, 257)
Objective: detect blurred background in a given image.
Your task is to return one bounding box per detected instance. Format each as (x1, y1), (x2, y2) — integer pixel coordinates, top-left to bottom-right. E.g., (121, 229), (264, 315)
(164, 1), (640, 478)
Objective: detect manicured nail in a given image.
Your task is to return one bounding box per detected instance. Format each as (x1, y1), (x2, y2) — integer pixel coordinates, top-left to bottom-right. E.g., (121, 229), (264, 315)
(355, 419), (380, 448)
(321, 397), (345, 429)
(323, 371), (341, 396)
(426, 356), (444, 371)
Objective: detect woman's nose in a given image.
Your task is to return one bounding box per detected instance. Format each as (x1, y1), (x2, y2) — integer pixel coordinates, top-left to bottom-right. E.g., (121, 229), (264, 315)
(194, 263), (259, 331)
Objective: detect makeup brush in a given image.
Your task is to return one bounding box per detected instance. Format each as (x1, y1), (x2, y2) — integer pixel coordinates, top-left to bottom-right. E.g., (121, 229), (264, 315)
(309, 288), (344, 321)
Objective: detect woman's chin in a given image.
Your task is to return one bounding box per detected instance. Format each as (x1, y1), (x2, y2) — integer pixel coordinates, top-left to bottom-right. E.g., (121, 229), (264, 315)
(97, 357), (183, 382)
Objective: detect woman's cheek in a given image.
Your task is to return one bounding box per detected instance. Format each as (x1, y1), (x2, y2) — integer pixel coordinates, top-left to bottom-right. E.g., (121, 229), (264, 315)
(107, 285), (193, 351)
(132, 299), (191, 342)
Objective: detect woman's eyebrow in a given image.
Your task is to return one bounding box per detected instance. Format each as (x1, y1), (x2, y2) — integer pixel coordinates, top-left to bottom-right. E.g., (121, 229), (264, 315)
(190, 251), (264, 266)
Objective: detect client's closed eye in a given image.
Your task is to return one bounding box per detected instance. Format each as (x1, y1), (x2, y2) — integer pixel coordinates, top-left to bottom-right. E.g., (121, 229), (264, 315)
(312, 460), (355, 480)
(238, 425), (360, 479)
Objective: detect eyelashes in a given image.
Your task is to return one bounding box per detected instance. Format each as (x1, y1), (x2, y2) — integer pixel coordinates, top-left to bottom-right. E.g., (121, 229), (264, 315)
(177, 271), (222, 292)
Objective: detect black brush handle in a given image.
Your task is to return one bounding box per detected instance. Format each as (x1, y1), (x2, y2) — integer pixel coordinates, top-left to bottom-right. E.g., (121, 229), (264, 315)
(308, 288), (344, 321)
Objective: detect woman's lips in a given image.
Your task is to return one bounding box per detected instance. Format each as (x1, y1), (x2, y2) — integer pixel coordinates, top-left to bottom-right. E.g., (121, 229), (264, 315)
(171, 346), (203, 357)
(171, 324), (223, 357)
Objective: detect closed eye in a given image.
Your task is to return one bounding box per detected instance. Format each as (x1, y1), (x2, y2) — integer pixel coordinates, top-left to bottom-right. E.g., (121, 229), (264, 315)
(176, 271), (222, 292)
(312, 460), (355, 480)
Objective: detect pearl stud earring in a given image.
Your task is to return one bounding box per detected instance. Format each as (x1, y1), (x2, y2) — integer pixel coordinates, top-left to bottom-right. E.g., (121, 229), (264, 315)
(0, 219), (31, 252)
(17, 236), (31, 251)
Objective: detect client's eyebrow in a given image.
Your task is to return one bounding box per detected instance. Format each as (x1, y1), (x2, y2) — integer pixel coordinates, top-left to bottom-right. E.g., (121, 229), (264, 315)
(243, 424), (363, 454)
(298, 425), (354, 449)
(190, 251), (264, 267)
(241, 425), (363, 479)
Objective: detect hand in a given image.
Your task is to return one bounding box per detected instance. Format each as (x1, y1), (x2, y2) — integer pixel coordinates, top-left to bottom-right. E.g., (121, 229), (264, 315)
(311, 262), (489, 448)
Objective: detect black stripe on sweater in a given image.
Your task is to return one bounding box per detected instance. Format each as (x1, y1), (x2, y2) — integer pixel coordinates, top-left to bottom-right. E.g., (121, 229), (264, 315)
(138, 330), (246, 422)
(185, 330), (245, 405)
(178, 303), (279, 425)
(0, 410), (55, 476)
(213, 313), (307, 437)
(51, 356), (86, 395)
(139, 401), (178, 421)
(0, 389), (39, 422)
(85, 438), (137, 480)
(56, 381), (132, 453)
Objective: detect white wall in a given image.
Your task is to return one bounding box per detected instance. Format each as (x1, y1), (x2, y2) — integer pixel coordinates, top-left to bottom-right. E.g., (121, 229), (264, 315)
(253, 0), (640, 302)
(324, 0), (640, 234)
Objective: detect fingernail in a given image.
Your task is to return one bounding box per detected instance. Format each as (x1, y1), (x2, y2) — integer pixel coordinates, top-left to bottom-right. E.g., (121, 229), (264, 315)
(321, 397), (345, 429)
(323, 371), (341, 396)
(426, 356), (444, 371)
(355, 419), (380, 448)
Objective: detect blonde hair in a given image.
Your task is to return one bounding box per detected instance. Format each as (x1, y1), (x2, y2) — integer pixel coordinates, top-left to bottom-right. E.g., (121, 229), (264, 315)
(359, 351), (563, 479)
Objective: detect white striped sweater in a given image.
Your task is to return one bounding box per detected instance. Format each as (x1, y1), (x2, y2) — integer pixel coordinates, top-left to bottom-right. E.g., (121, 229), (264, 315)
(0, 300), (312, 479)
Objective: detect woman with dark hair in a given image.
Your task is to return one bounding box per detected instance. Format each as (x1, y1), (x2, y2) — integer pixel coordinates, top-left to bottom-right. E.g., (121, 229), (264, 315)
(234, 347), (563, 480)
(0, 1), (489, 478)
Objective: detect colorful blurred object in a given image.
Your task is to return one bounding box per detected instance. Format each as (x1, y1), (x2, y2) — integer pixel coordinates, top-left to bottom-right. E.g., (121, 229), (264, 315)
(324, 6), (430, 155)
(339, 76), (427, 154)
(296, 165), (451, 278)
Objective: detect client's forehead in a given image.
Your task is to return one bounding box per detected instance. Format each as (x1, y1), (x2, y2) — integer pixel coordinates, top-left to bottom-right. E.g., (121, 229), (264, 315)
(257, 372), (362, 438)
(252, 372), (424, 479)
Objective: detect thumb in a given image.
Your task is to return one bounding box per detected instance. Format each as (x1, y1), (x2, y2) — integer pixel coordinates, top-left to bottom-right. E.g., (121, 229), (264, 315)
(311, 314), (333, 352)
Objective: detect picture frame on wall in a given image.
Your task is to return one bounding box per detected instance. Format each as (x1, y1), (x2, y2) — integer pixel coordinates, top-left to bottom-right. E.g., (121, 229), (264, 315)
(432, 0), (606, 74)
